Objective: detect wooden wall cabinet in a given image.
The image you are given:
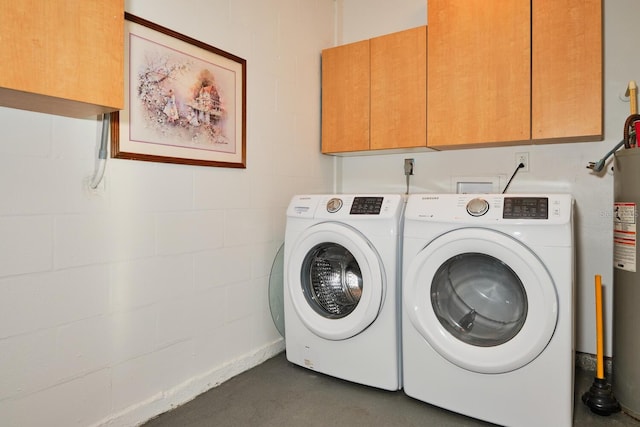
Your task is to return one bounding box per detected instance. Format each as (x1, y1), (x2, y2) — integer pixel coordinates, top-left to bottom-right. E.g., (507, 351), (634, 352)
(426, 0), (602, 149)
(0, 1), (124, 118)
(426, 1), (530, 149)
(532, 0), (603, 143)
(370, 27), (427, 151)
(322, 26), (427, 154)
(321, 39), (370, 154)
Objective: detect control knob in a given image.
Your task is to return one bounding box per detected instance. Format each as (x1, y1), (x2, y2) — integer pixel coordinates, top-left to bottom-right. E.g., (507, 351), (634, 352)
(326, 198), (343, 213)
(466, 198), (489, 217)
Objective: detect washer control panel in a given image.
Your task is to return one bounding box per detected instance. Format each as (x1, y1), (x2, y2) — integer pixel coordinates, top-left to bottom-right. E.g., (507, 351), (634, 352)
(349, 196), (384, 215)
(503, 197), (548, 219)
(287, 194), (403, 219)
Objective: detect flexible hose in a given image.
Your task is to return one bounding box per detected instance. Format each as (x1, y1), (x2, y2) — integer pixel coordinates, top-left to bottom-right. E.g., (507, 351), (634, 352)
(89, 114), (110, 189)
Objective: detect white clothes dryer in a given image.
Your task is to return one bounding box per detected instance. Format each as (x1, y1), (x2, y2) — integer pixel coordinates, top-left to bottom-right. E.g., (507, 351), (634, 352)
(284, 194), (404, 390)
(402, 193), (574, 427)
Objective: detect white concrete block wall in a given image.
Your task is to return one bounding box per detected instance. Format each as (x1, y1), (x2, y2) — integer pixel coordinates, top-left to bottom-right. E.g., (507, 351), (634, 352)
(0, 0), (334, 425)
(6, 0), (635, 424)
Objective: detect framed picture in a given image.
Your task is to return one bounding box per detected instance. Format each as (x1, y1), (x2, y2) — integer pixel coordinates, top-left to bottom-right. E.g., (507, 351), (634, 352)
(111, 13), (246, 168)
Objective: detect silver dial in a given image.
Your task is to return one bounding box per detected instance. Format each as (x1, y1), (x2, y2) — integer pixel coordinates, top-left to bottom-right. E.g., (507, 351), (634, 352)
(466, 198), (489, 217)
(326, 198), (343, 213)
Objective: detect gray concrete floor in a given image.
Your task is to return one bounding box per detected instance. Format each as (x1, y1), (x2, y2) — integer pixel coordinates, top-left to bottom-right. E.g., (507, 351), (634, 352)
(143, 352), (640, 427)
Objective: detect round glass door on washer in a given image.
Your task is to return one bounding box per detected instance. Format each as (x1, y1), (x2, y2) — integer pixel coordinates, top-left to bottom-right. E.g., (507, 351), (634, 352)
(302, 242), (363, 319)
(284, 194), (404, 391)
(402, 194), (574, 427)
(287, 222), (384, 341)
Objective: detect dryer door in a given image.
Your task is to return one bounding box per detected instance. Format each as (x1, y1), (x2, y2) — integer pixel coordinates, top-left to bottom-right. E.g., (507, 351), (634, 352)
(287, 222), (384, 340)
(404, 228), (558, 374)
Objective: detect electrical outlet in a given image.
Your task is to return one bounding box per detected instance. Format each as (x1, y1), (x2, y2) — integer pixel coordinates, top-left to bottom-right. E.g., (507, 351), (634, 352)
(404, 158), (414, 176)
(515, 152), (529, 172)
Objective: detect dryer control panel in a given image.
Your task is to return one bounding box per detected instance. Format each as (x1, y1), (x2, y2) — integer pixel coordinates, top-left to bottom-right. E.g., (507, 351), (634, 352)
(466, 197), (549, 219)
(405, 193), (572, 225)
(502, 197), (548, 219)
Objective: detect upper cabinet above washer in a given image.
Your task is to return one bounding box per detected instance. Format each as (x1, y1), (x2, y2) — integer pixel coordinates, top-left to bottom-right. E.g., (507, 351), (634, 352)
(322, 26), (427, 155)
(370, 27), (427, 151)
(321, 38), (371, 154)
(427, 0), (602, 149)
(0, 1), (124, 118)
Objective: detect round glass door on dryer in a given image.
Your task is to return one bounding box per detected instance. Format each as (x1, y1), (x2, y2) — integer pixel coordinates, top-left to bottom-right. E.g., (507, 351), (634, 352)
(404, 228), (558, 374)
(286, 222), (384, 341)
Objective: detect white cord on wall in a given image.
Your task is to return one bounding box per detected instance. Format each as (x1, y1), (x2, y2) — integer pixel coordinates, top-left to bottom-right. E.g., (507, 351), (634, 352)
(89, 113), (110, 190)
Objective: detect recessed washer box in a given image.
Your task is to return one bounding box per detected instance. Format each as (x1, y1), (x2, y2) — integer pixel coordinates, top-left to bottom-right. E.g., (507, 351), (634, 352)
(452, 176), (505, 194)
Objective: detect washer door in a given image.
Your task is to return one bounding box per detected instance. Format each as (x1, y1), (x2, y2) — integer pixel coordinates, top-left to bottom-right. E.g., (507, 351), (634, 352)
(287, 222), (384, 340)
(404, 228), (558, 374)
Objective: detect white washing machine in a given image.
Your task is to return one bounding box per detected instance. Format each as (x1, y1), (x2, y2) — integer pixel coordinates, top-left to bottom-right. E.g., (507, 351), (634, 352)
(402, 193), (574, 427)
(284, 194), (404, 391)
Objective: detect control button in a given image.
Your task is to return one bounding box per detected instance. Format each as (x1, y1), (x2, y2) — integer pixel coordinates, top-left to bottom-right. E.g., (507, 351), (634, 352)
(466, 198), (490, 217)
(326, 198), (343, 213)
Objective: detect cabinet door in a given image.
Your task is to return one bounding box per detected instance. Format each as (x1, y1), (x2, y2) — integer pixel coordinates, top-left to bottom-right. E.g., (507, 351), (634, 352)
(427, 0), (530, 148)
(0, 1), (124, 118)
(321, 40), (370, 154)
(532, 0), (602, 142)
(371, 26), (427, 150)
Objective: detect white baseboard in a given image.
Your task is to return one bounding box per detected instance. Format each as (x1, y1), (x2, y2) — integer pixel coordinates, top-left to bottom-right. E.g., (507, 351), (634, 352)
(95, 339), (285, 427)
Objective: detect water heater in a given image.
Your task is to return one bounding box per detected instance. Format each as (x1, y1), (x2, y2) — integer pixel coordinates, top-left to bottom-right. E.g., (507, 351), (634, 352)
(613, 148), (640, 420)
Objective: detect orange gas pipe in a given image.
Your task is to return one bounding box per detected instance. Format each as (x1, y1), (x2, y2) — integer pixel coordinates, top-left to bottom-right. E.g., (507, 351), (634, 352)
(595, 274), (605, 380)
(626, 81), (638, 115)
